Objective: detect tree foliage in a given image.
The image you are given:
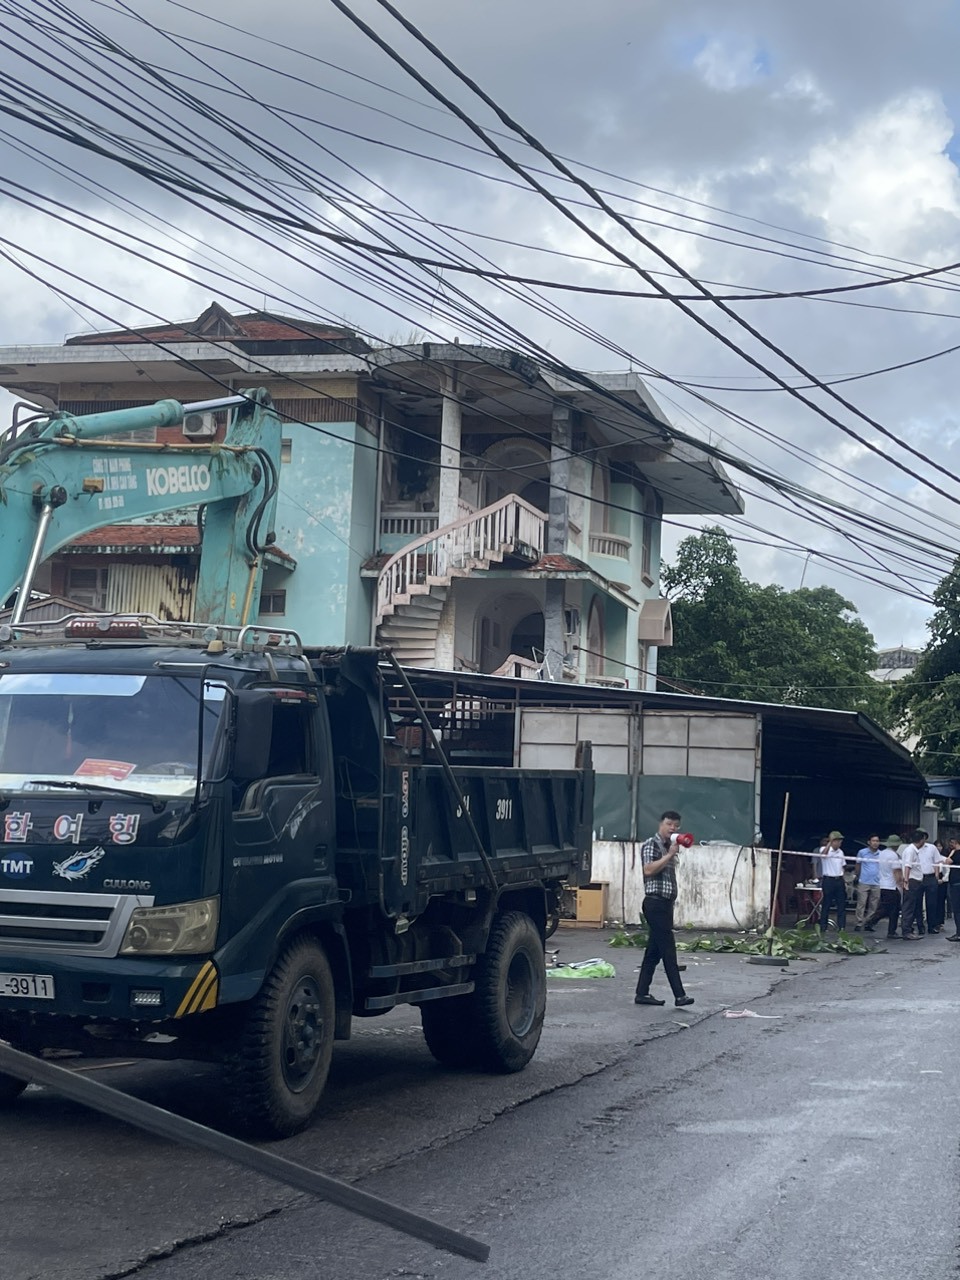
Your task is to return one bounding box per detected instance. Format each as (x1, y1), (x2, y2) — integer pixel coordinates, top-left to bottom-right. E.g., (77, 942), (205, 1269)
(659, 527), (888, 721)
(890, 555), (960, 772)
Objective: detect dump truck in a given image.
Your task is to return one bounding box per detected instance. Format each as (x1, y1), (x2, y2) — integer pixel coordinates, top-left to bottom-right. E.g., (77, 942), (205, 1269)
(0, 392), (593, 1136)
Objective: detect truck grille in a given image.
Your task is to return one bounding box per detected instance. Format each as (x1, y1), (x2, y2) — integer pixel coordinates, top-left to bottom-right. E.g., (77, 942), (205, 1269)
(0, 889), (155, 958)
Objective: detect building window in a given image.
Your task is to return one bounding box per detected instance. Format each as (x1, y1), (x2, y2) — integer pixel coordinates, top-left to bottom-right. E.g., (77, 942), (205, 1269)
(590, 460), (609, 533)
(260, 589), (287, 616)
(585, 599), (604, 680)
(280, 438), (293, 464)
(66, 566), (108, 610)
(641, 488), (661, 585)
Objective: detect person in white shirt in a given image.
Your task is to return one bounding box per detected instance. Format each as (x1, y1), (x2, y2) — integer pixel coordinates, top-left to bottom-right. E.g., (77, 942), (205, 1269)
(900, 831), (930, 940)
(915, 834), (944, 933)
(864, 837), (903, 938)
(818, 830), (848, 932)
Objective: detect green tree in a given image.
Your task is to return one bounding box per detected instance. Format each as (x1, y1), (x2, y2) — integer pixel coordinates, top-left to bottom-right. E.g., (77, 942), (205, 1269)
(890, 554), (960, 772)
(660, 527), (888, 721)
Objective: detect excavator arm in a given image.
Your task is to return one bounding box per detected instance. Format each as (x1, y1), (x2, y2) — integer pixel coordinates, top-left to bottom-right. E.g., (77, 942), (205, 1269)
(0, 389), (282, 627)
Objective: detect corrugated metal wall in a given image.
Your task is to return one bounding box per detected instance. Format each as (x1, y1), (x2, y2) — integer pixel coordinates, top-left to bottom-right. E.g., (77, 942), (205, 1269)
(104, 563), (196, 620)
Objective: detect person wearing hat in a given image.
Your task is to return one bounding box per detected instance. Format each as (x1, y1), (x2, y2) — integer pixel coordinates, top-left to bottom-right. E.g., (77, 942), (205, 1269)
(865, 835), (904, 938)
(819, 830), (848, 932)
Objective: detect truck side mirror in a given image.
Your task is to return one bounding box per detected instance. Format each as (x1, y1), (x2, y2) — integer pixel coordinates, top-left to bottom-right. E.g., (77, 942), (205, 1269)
(232, 689), (274, 780)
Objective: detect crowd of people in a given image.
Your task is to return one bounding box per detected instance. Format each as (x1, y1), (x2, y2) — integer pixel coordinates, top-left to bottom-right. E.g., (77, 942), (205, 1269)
(815, 829), (960, 941)
(631, 812), (960, 1008)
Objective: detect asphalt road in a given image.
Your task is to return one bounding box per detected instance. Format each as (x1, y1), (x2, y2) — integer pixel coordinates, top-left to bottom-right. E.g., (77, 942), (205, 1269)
(3, 928), (954, 1279)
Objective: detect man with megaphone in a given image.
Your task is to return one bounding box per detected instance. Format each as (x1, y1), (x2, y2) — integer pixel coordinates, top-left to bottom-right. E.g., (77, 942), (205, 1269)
(634, 810), (695, 1009)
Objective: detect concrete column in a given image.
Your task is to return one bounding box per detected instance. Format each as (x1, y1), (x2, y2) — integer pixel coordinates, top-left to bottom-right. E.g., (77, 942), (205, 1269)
(542, 400), (573, 682)
(438, 370), (461, 528)
(542, 579), (566, 682)
(548, 401), (572, 554)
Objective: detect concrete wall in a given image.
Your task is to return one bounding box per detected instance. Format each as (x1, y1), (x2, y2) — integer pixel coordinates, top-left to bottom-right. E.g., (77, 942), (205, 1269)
(593, 840), (771, 930)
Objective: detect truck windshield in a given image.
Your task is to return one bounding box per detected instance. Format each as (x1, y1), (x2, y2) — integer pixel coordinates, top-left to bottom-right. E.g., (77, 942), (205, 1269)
(0, 672), (225, 797)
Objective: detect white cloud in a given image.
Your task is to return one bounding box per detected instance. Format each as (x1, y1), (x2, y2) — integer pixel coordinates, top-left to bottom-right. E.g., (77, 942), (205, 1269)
(692, 37), (769, 92)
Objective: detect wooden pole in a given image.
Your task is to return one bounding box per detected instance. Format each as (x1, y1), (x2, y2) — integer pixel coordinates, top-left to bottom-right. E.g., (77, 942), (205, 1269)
(767, 791), (791, 950)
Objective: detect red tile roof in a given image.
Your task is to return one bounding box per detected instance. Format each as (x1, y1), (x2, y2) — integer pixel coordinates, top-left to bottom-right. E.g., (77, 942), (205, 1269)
(65, 527), (295, 566)
(532, 554), (590, 572)
(71, 525), (199, 548)
(66, 310), (359, 347)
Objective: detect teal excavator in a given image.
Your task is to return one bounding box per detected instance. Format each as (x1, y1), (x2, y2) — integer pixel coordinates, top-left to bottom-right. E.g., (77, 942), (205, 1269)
(0, 390), (282, 627)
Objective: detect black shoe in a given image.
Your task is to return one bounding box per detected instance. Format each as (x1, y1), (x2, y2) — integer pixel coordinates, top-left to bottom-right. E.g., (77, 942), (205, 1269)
(930, 928), (941, 934)
(886, 933), (898, 939)
(853, 925), (862, 931)
(675, 995), (694, 1007)
(948, 934), (960, 942)
(678, 964), (687, 971)
(864, 925), (875, 932)
(634, 994), (665, 1006)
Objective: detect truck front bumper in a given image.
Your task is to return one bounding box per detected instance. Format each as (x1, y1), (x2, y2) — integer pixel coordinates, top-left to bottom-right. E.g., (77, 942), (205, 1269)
(0, 952), (221, 1023)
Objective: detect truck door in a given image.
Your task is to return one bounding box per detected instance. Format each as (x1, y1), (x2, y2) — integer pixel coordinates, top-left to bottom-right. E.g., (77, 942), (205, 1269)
(223, 688), (336, 938)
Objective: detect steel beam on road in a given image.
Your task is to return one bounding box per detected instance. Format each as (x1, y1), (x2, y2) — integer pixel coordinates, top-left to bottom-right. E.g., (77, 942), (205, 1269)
(0, 1042), (489, 1264)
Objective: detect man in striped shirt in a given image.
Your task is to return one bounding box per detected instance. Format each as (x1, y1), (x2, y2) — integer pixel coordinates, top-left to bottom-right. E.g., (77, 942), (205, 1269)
(634, 810), (694, 1009)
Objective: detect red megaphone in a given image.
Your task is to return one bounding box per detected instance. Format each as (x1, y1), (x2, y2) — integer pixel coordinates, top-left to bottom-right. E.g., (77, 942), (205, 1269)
(675, 832), (695, 848)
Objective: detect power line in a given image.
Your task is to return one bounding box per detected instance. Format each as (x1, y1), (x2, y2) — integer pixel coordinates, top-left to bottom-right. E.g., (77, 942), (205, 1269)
(333, 0), (960, 517)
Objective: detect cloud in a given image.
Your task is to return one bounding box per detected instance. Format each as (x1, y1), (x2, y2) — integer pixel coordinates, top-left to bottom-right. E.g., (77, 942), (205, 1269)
(2, 0), (960, 650)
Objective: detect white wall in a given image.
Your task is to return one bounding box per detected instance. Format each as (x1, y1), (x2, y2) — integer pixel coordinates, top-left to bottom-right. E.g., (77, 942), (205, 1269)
(592, 840), (772, 931)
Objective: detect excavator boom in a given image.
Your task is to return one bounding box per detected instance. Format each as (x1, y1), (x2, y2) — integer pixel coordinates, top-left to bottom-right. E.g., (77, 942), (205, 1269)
(0, 389), (282, 626)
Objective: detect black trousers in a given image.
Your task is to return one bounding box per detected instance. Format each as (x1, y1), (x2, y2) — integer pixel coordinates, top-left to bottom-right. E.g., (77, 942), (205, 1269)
(949, 882), (960, 934)
(819, 876), (847, 931)
(636, 895), (686, 999)
(865, 888), (900, 937)
(922, 874), (941, 930)
(901, 879), (923, 936)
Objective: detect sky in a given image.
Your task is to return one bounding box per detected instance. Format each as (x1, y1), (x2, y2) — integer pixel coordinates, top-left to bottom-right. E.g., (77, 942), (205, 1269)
(2, 0), (960, 650)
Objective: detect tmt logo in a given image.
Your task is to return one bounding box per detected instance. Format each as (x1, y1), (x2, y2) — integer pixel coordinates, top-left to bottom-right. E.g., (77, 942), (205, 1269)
(1, 857), (33, 878)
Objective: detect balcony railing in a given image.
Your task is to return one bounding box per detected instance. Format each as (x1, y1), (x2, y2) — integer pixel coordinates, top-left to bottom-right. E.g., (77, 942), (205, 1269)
(588, 532), (632, 560)
(377, 494), (545, 622)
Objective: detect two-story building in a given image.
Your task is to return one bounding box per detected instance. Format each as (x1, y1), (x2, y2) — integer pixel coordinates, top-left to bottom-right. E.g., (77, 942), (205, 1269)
(0, 303), (743, 686)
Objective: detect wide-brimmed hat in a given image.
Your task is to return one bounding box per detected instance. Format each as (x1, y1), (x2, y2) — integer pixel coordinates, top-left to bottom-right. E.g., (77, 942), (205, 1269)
(883, 834), (902, 846)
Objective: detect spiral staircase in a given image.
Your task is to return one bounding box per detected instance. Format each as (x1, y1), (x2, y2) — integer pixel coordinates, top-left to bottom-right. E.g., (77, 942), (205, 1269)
(376, 494), (545, 666)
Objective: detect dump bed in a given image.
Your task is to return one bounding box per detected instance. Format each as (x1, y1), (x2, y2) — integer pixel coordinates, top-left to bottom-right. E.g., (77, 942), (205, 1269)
(308, 650), (593, 918)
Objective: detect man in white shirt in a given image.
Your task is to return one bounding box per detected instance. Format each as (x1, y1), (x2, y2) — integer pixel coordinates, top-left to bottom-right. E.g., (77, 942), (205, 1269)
(818, 830), (848, 932)
(864, 836), (903, 938)
(917, 835), (944, 933)
(900, 831), (931, 940)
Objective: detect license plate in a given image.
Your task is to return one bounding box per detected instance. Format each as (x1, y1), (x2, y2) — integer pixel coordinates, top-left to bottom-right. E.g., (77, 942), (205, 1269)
(0, 973), (55, 999)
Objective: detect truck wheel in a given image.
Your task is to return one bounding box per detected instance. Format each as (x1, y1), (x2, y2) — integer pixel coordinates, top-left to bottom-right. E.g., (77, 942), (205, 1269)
(420, 997), (478, 1068)
(473, 911), (545, 1073)
(227, 937), (335, 1139)
(0, 1071), (27, 1107)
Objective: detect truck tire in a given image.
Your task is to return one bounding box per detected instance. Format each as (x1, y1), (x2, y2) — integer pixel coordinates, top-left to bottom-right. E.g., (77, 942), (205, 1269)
(473, 911), (545, 1073)
(0, 1071), (26, 1107)
(420, 996), (478, 1068)
(226, 937), (335, 1139)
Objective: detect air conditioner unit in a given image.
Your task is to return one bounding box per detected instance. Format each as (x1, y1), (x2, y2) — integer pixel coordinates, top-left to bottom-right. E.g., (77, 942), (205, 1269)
(182, 411), (218, 440)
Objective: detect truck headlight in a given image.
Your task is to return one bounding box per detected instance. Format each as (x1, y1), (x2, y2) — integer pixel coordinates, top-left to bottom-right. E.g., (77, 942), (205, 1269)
(120, 897), (219, 955)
